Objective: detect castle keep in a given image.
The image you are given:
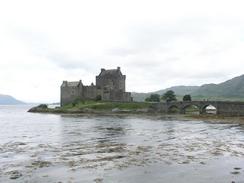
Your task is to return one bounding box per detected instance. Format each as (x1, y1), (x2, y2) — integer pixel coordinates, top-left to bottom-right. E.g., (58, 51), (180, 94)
(61, 67), (132, 106)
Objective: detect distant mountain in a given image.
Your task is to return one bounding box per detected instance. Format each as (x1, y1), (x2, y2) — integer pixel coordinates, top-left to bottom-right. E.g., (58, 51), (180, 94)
(0, 94), (25, 105)
(154, 86), (200, 95)
(132, 86), (199, 102)
(132, 74), (244, 101)
(192, 74), (244, 98)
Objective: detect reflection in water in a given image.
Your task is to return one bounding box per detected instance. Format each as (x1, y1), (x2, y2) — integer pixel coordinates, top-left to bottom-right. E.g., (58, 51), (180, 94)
(58, 116), (130, 170)
(0, 106), (244, 182)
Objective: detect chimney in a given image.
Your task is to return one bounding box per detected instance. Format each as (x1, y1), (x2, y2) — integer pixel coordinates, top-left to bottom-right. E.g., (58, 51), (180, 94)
(101, 68), (105, 72)
(79, 80), (83, 86)
(63, 81), (68, 87)
(117, 67), (120, 71)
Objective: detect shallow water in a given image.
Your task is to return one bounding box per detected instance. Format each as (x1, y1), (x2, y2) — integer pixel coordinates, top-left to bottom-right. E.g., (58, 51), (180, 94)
(0, 105), (244, 182)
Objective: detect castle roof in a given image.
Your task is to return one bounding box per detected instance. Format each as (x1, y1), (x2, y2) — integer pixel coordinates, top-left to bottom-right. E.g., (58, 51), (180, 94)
(67, 81), (80, 87)
(98, 67), (123, 78)
(61, 81), (82, 87)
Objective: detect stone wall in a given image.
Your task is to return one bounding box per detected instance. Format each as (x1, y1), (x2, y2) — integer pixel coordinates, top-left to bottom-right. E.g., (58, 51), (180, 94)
(83, 85), (97, 100)
(61, 84), (82, 106)
(96, 77), (124, 91)
(216, 102), (244, 116)
(96, 73), (125, 91)
(102, 90), (132, 102)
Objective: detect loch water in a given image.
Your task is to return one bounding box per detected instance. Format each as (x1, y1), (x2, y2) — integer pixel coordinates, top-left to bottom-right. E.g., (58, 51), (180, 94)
(0, 105), (244, 183)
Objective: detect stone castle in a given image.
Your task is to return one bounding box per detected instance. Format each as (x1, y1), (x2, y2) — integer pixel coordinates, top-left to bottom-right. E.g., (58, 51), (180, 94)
(61, 67), (132, 106)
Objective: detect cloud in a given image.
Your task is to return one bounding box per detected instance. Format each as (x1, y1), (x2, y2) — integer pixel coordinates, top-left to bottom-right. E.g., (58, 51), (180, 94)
(1, 0), (244, 102)
(45, 53), (96, 71)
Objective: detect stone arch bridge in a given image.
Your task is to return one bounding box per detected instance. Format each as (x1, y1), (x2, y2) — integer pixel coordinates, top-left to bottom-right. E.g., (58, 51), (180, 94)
(150, 101), (244, 116)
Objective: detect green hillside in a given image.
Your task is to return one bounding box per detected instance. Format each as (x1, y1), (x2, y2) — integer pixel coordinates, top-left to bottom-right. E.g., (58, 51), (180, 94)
(192, 75), (244, 98)
(132, 74), (244, 101)
(132, 86), (199, 101)
(132, 86), (199, 102)
(155, 86), (200, 95)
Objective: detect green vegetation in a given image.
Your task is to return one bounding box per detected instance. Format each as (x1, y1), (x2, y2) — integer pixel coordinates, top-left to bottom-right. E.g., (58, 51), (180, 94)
(168, 106), (180, 114)
(95, 95), (102, 101)
(192, 75), (244, 97)
(145, 94), (160, 102)
(183, 94), (192, 101)
(132, 75), (244, 102)
(184, 105), (199, 114)
(29, 100), (152, 114)
(132, 86), (199, 102)
(144, 91), (193, 102)
(59, 100), (152, 112)
(161, 90), (177, 102)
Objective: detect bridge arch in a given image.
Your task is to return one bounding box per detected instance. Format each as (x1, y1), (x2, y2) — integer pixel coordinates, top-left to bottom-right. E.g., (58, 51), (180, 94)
(167, 105), (180, 114)
(200, 103), (217, 114)
(182, 104), (200, 115)
(151, 101), (244, 116)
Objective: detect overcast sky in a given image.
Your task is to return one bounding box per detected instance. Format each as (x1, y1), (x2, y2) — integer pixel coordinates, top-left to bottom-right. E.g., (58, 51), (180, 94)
(1, 0), (244, 103)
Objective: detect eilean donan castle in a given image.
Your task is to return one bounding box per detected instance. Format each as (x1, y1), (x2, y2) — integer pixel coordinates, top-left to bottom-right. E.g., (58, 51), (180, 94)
(61, 67), (132, 106)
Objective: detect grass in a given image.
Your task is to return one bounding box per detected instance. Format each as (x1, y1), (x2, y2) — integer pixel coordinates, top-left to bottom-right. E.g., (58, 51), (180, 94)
(61, 100), (151, 111)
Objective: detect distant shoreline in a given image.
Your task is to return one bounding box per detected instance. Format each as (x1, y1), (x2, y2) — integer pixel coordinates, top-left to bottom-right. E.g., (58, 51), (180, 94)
(28, 104), (244, 125)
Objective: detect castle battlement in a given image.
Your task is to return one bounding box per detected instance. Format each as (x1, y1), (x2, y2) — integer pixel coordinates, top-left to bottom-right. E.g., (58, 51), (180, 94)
(60, 67), (132, 106)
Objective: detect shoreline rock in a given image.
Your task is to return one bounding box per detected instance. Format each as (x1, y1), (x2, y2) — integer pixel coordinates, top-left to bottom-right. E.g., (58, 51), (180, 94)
(27, 105), (244, 125)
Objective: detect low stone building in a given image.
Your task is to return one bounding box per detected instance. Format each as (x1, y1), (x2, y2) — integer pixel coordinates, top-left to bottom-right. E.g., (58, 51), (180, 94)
(61, 67), (132, 106)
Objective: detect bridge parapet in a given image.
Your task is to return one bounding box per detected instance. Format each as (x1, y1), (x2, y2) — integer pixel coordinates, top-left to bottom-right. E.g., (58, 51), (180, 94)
(150, 101), (244, 116)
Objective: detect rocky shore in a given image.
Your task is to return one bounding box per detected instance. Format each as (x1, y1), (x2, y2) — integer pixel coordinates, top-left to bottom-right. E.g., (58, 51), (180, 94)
(28, 104), (244, 125)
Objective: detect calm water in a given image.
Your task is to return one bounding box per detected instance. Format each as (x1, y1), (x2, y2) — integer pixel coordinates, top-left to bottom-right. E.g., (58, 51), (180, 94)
(0, 105), (244, 183)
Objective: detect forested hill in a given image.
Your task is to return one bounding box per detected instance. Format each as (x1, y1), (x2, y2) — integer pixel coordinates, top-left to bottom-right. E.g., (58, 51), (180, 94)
(192, 74), (244, 98)
(132, 74), (244, 101)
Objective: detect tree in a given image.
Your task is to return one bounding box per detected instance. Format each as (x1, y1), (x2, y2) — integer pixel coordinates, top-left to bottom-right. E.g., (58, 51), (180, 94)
(183, 94), (192, 101)
(95, 95), (102, 101)
(145, 97), (151, 102)
(161, 90), (177, 102)
(145, 94), (160, 102)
